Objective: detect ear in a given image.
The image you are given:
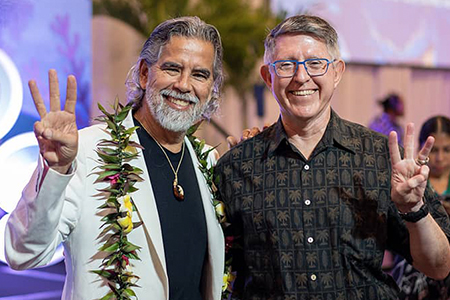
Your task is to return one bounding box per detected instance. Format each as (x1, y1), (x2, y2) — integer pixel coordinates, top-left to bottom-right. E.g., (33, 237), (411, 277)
(260, 64), (273, 89)
(332, 59), (346, 88)
(139, 60), (149, 89)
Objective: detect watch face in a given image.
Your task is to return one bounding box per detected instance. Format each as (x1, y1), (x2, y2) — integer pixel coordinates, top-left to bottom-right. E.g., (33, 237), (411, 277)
(0, 49), (23, 140)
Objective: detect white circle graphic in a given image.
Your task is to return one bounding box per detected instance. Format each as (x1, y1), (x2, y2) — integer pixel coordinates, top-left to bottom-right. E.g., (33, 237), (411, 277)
(0, 131), (65, 265)
(0, 132), (38, 213)
(0, 49), (23, 140)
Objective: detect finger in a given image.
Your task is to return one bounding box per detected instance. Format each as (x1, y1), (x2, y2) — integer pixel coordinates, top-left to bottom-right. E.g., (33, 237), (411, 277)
(43, 127), (75, 146)
(418, 136), (434, 161)
(227, 136), (238, 149)
(48, 69), (61, 112)
(388, 131), (401, 165)
(64, 75), (77, 114)
(33, 121), (45, 138)
(29, 80), (47, 118)
(403, 123), (415, 160)
(402, 166), (429, 192)
(249, 127), (261, 138)
(263, 123), (271, 130)
(241, 129), (250, 141)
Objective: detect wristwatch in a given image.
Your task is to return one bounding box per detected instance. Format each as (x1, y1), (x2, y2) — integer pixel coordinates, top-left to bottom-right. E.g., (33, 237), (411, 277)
(398, 203), (429, 223)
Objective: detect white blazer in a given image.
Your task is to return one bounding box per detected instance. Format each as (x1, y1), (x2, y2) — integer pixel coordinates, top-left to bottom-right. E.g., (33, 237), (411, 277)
(5, 112), (225, 300)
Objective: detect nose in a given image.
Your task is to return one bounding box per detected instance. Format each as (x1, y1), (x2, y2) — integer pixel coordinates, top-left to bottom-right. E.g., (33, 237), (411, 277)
(435, 150), (444, 162)
(173, 72), (191, 93)
(292, 62), (310, 84)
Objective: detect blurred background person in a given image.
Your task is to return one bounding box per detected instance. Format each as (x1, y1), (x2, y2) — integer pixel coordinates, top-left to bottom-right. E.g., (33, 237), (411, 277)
(369, 93), (406, 272)
(369, 93), (405, 145)
(393, 115), (450, 300)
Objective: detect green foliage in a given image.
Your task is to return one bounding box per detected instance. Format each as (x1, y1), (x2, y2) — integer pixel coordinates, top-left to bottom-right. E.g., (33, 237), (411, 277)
(92, 0), (285, 93)
(91, 101), (143, 300)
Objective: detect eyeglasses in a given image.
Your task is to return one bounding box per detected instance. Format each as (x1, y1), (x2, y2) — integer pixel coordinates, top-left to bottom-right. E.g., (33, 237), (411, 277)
(270, 58), (336, 78)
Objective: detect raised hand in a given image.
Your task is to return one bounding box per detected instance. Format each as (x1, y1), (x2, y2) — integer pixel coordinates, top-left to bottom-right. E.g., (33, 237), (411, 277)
(389, 123), (434, 212)
(31, 69), (78, 174)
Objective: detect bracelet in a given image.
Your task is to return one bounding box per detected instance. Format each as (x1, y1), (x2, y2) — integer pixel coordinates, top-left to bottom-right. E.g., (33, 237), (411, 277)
(398, 202), (429, 223)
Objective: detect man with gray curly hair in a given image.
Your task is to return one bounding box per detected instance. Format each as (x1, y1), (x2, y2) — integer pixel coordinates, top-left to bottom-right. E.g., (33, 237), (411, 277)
(5, 16), (225, 300)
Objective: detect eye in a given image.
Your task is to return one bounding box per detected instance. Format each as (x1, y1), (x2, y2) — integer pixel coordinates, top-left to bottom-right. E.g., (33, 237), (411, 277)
(306, 59), (325, 69)
(193, 72), (208, 80)
(277, 61), (295, 70)
(164, 67), (180, 75)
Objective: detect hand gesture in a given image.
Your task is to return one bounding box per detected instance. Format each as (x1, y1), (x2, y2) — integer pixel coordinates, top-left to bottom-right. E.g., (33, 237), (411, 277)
(226, 124), (271, 149)
(389, 123), (434, 212)
(31, 69), (78, 174)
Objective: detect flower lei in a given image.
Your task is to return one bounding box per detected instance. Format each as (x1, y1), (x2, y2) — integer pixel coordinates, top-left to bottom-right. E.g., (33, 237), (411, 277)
(92, 99), (235, 299)
(92, 99), (144, 300)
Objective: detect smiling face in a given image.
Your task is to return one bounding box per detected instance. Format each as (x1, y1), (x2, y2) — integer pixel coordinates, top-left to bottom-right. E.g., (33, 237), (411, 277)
(261, 34), (345, 128)
(139, 36), (215, 132)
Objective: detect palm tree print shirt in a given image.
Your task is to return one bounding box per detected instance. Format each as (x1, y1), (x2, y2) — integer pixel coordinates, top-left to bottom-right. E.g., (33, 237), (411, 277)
(215, 110), (450, 300)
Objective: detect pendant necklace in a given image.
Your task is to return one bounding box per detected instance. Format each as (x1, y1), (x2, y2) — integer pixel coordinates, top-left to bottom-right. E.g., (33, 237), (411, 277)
(152, 135), (186, 201)
(138, 120), (186, 201)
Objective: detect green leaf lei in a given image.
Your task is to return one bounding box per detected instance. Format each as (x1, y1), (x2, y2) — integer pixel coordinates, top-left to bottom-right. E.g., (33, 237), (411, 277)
(92, 99), (235, 299)
(186, 123), (236, 299)
(92, 99), (144, 300)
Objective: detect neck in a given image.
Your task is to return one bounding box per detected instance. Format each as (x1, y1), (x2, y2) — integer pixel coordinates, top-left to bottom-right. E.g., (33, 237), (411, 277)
(134, 102), (185, 153)
(281, 109), (331, 159)
(429, 170), (450, 195)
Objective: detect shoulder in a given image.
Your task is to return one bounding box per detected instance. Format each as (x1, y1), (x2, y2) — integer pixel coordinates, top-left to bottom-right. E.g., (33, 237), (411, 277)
(78, 123), (108, 145)
(217, 125), (273, 167)
(339, 117), (389, 141)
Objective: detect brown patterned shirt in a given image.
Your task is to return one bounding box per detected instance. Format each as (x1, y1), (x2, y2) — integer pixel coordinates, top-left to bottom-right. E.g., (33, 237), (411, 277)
(215, 110), (450, 300)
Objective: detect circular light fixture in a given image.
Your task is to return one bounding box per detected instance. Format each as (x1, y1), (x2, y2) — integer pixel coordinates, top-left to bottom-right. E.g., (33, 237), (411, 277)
(0, 49), (23, 140)
(0, 132), (38, 213)
(0, 131), (65, 265)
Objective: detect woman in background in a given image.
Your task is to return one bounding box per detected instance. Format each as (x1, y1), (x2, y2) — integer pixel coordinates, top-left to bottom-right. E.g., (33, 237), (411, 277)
(393, 115), (450, 300)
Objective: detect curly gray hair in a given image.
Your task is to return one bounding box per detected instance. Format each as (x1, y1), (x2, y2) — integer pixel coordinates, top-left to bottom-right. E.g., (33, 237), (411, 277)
(126, 16), (224, 119)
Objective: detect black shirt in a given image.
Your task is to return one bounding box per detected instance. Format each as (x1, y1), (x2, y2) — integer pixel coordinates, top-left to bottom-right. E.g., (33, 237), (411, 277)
(136, 122), (207, 300)
(215, 110), (450, 300)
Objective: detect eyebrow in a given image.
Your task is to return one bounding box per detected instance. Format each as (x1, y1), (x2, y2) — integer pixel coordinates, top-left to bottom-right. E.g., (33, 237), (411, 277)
(160, 61), (182, 69)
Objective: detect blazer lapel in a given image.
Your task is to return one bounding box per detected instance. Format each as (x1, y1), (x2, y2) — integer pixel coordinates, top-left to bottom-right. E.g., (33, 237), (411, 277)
(123, 112), (167, 275)
(186, 139), (225, 300)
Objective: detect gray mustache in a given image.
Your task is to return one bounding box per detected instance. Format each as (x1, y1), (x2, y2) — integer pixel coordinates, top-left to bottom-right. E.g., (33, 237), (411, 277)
(160, 89), (199, 104)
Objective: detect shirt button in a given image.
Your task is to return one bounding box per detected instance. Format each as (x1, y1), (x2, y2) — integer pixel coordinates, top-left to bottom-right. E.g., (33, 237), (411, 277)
(310, 274), (317, 281)
(307, 237), (314, 244)
(304, 164), (310, 170)
(305, 199), (311, 206)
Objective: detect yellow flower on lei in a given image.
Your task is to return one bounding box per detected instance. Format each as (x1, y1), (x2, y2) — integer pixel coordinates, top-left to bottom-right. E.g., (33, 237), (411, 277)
(222, 271), (236, 292)
(117, 194), (133, 233)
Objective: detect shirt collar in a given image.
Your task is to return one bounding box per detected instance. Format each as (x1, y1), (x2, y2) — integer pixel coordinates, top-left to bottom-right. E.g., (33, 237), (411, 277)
(267, 109), (357, 156)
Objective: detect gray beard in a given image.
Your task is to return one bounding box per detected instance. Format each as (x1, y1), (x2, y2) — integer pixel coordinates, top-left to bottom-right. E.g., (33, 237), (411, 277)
(145, 88), (206, 133)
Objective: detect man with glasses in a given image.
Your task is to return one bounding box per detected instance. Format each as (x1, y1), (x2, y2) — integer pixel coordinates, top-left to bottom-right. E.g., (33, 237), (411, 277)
(215, 15), (450, 299)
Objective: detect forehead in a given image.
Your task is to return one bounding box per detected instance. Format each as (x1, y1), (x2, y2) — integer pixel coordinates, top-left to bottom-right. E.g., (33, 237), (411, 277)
(157, 36), (215, 69)
(272, 34), (329, 60)
(432, 133), (450, 146)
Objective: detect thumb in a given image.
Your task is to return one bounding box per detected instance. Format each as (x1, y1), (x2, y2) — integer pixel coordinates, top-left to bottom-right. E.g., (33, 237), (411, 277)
(227, 136), (237, 149)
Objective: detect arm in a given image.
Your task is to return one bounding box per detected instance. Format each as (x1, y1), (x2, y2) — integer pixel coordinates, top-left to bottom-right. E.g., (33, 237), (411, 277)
(4, 70), (79, 269)
(389, 123), (450, 279)
(5, 158), (77, 269)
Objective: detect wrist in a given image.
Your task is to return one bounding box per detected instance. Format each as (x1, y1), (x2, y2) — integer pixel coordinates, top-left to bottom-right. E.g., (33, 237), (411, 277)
(398, 202), (429, 223)
(397, 199), (425, 214)
(50, 163), (73, 175)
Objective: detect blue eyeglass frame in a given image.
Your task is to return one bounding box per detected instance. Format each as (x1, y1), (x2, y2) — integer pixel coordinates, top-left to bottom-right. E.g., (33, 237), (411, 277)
(270, 58), (336, 78)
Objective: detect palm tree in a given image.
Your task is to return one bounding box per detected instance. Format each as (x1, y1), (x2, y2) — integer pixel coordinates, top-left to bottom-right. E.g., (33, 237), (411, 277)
(93, 0), (285, 131)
